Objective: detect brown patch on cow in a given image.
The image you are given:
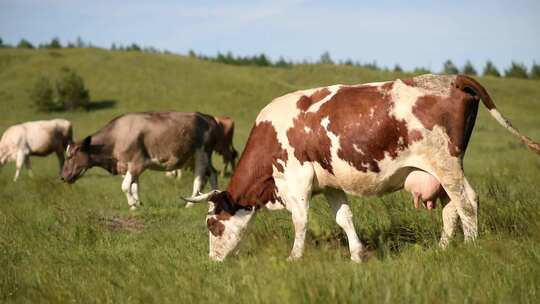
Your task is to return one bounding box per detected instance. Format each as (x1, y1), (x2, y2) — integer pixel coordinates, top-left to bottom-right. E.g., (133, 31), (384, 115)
(288, 82), (416, 173)
(224, 121), (288, 208)
(412, 89), (476, 157)
(207, 218), (225, 236)
(296, 88), (332, 111)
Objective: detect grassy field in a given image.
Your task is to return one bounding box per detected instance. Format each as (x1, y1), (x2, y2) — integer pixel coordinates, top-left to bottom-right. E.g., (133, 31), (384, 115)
(1, 48), (540, 303)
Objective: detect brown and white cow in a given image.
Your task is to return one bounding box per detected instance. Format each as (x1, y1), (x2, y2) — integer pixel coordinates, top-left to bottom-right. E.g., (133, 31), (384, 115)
(0, 119), (73, 181)
(61, 112), (219, 210)
(185, 74), (540, 262)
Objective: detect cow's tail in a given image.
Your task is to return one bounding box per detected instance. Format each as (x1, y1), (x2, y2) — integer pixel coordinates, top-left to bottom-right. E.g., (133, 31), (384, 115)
(456, 75), (540, 155)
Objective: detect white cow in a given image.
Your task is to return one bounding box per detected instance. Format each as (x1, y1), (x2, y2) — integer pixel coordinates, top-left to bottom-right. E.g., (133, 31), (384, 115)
(0, 119), (73, 181)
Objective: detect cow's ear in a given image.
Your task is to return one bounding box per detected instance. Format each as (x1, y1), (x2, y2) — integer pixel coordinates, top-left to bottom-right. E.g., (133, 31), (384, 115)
(81, 136), (92, 151)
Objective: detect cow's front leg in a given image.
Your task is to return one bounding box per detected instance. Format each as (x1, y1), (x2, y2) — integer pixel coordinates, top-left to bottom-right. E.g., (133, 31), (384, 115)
(288, 197), (309, 261)
(186, 150), (208, 208)
(324, 188), (365, 262)
(121, 172), (138, 210)
(130, 178), (141, 207)
(13, 149), (27, 182)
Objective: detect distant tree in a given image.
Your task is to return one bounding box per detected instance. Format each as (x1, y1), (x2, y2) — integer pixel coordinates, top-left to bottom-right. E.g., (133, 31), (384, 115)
(505, 62), (528, 79)
(393, 64), (403, 73)
(111, 43), (117, 51)
(56, 67), (90, 110)
(363, 61), (379, 71)
(30, 76), (56, 111)
(343, 58), (353, 66)
(188, 49), (196, 57)
(442, 60), (459, 74)
(0, 37), (12, 48)
(254, 54), (270, 67)
(414, 67), (431, 74)
(126, 43), (141, 51)
(462, 60), (477, 75)
(530, 62), (540, 80)
(76, 36), (85, 48)
(319, 51), (334, 65)
(17, 39), (34, 49)
(275, 56), (290, 68)
(483, 60), (501, 77)
(66, 41), (76, 48)
(48, 37), (62, 49)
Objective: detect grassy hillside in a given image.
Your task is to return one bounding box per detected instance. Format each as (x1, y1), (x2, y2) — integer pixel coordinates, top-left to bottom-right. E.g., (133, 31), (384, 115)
(1, 48), (540, 303)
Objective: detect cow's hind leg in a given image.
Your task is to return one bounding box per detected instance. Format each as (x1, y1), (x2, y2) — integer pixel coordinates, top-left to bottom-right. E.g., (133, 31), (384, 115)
(429, 162), (478, 245)
(324, 188), (365, 262)
(56, 150), (65, 176)
(24, 156), (33, 178)
(186, 149), (209, 208)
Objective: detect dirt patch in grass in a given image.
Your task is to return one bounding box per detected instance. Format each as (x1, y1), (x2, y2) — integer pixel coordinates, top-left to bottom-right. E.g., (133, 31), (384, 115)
(97, 215), (144, 233)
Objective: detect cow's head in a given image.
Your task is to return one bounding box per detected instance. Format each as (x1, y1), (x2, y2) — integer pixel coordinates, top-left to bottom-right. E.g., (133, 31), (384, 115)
(61, 136), (92, 183)
(184, 190), (255, 261)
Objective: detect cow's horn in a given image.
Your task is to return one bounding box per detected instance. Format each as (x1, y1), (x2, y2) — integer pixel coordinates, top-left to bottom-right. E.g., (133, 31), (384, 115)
(66, 144), (72, 157)
(182, 190), (221, 203)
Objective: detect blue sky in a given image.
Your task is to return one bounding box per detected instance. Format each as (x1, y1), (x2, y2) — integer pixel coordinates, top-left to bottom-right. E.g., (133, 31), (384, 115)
(1, 0), (539, 71)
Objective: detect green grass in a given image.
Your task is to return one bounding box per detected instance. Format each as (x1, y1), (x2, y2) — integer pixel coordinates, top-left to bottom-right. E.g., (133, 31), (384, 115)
(1, 48), (540, 303)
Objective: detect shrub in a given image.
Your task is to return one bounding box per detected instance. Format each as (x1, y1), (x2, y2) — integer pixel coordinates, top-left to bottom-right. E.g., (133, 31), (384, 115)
(393, 64), (403, 73)
(30, 76), (56, 111)
(56, 67), (90, 110)
(462, 60), (477, 75)
(483, 60), (501, 77)
(505, 62), (528, 79)
(17, 39), (34, 49)
(414, 67), (431, 74)
(442, 60), (459, 74)
(529, 62), (540, 80)
(319, 51), (334, 65)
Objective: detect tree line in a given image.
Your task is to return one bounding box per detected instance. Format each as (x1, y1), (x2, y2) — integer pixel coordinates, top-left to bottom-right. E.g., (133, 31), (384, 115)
(1, 36), (539, 79)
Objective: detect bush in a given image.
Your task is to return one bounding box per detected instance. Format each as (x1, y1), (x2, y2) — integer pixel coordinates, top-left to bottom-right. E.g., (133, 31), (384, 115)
(505, 62), (528, 79)
(442, 60), (459, 74)
(17, 39), (34, 49)
(393, 64), (403, 73)
(529, 62), (540, 80)
(462, 60), (477, 75)
(483, 61), (501, 77)
(319, 51), (334, 65)
(30, 76), (56, 111)
(56, 67), (90, 110)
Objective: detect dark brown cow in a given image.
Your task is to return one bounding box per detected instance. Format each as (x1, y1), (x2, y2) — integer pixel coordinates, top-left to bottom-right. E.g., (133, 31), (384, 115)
(186, 74), (540, 261)
(61, 112), (219, 210)
(214, 116), (238, 176)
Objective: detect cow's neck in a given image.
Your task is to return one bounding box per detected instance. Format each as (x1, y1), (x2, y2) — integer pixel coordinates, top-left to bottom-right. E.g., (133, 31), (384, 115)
(88, 132), (118, 174)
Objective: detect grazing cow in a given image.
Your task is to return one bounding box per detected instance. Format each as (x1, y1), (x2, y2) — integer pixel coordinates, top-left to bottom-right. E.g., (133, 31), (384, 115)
(165, 115), (238, 179)
(214, 116), (239, 176)
(0, 119), (73, 181)
(185, 74), (540, 262)
(404, 170), (446, 210)
(61, 112), (219, 210)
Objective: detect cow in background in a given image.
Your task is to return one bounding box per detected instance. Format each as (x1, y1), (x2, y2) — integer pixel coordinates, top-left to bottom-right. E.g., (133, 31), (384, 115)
(61, 112), (218, 210)
(0, 119), (73, 181)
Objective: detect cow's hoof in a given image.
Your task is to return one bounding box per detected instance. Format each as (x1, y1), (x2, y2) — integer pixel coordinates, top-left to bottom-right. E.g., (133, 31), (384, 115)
(130, 206), (138, 211)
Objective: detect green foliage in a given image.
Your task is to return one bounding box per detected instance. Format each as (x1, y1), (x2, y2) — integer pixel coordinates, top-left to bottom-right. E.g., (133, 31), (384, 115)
(55, 67), (90, 110)
(442, 59), (459, 74)
(529, 62), (540, 79)
(505, 62), (529, 79)
(393, 64), (403, 73)
(483, 60), (501, 77)
(2, 48), (540, 303)
(29, 76), (56, 111)
(319, 51), (334, 65)
(462, 60), (477, 75)
(16, 39), (34, 49)
(48, 37), (62, 49)
(126, 43), (141, 52)
(413, 67), (431, 74)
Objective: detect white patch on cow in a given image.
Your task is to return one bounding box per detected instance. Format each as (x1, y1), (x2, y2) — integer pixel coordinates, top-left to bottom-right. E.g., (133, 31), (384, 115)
(208, 209), (255, 261)
(306, 85), (342, 113)
(397, 137), (404, 146)
(369, 108), (375, 118)
(352, 144), (364, 155)
(304, 126), (311, 133)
